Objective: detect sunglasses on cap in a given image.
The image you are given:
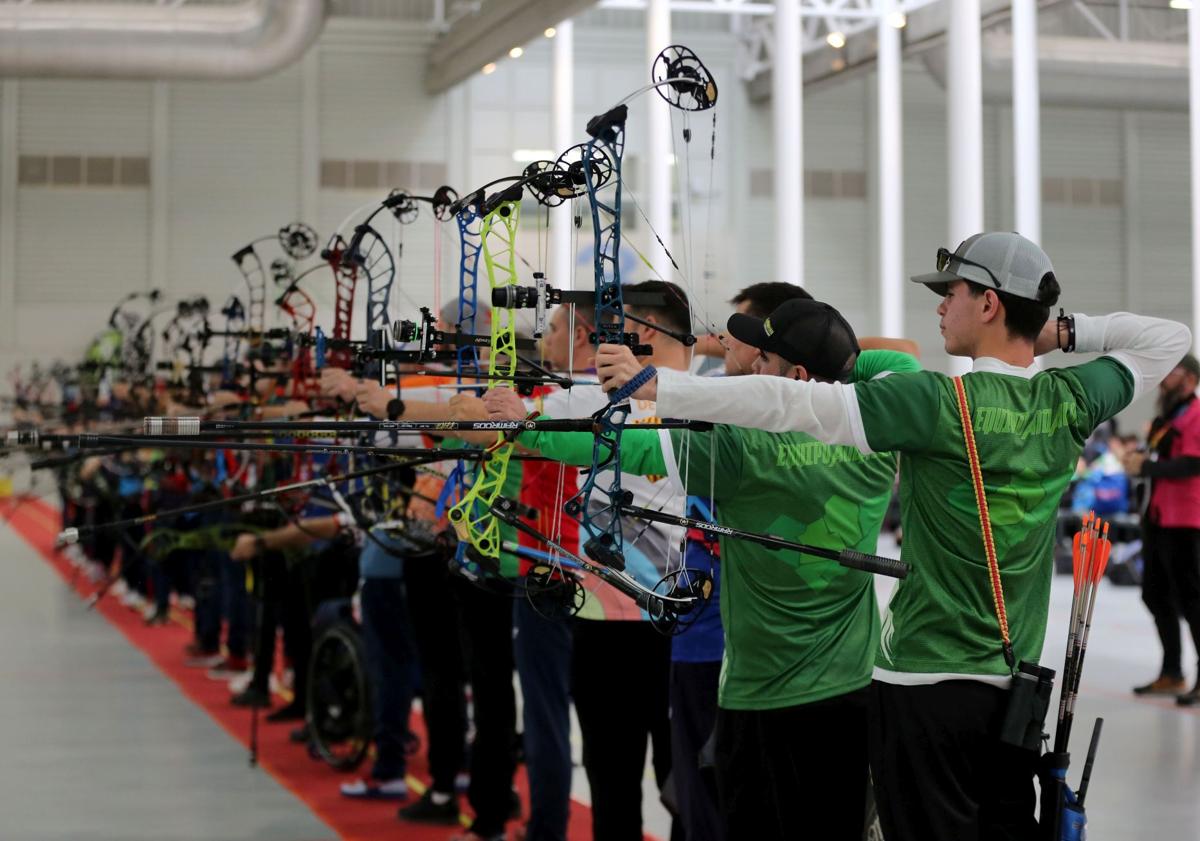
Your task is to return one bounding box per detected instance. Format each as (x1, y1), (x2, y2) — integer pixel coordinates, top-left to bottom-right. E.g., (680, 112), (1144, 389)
(936, 247), (1001, 289)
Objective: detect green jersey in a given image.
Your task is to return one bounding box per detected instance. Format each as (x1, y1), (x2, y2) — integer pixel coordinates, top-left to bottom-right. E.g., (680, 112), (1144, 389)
(522, 349), (920, 709)
(855, 359), (1134, 677)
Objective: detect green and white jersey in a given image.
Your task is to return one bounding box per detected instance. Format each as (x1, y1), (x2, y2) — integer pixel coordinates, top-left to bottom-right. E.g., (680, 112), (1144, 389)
(655, 313), (1192, 685)
(522, 349), (920, 708)
(855, 359), (1131, 679)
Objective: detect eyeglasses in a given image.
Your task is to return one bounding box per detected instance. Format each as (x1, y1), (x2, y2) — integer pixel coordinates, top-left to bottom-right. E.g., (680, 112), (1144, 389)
(937, 247), (1001, 289)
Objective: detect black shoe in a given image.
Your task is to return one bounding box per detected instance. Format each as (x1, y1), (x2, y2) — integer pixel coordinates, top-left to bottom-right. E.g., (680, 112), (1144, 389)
(289, 723), (312, 743)
(230, 686), (271, 708)
(1177, 686), (1200, 706)
(266, 702), (305, 723)
(398, 789), (460, 825)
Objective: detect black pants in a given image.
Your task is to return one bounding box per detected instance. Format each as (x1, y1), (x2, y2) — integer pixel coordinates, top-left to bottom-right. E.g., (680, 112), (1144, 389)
(1140, 522), (1200, 679)
(572, 619), (673, 841)
(869, 680), (1038, 841)
(406, 554), (517, 837)
(670, 661), (723, 841)
(714, 687), (868, 841)
(457, 578), (518, 837)
(249, 551), (313, 711)
(404, 551), (467, 794)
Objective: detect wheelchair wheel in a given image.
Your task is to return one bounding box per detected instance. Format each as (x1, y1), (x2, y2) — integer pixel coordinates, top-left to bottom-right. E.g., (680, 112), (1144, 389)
(306, 619), (371, 771)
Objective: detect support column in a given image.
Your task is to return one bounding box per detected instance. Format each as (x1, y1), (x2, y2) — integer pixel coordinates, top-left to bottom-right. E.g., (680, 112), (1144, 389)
(1191, 5), (1200, 337)
(774, 0), (802, 285)
(646, 0), (673, 281)
(299, 51), (320, 230)
(1012, 0), (1041, 244)
(552, 19), (575, 290)
(149, 82), (170, 294)
(0, 81), (18, 347)
(878, 0), (903, 336)
(947, 0), (983, 373)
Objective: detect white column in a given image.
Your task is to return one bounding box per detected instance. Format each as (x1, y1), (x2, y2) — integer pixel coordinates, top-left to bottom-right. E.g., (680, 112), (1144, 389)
(299, 51), (320, 229)
(947, 0), (983, 373)
(877, 0), (903, 337)
(947, 0), (984, 245)
(1012, 0), (1041, 244)
(774, 0), (803, 285)
(0, 81), (18, 348)
(1191, 5), (1200, 339)
(149, 82), (170, 294)
(646, 0), (673, 281)
(552, 19), (575, 290)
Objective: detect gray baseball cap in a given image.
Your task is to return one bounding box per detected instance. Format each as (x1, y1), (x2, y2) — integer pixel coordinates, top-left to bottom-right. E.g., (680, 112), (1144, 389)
(911, 232), (1056, 301)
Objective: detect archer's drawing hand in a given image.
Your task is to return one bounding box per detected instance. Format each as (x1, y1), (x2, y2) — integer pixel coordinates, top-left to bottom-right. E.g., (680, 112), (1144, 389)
(483, 387), (527, 421)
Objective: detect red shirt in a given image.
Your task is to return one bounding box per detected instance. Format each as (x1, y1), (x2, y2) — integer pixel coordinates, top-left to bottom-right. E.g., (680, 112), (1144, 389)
(516, 386), (579, 574)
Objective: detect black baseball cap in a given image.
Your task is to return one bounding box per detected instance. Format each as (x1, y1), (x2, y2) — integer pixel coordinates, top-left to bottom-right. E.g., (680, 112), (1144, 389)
(726, 298), (860, 381)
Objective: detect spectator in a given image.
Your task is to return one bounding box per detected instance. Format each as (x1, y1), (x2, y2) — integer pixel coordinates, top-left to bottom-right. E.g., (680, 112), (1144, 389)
(1125, 354), (1200, 704)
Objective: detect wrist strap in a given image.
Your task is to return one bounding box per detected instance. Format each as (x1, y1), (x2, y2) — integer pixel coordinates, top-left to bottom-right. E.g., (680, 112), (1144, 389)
(1057, 309), (1076, 353)
(952, 375), (1016, 672)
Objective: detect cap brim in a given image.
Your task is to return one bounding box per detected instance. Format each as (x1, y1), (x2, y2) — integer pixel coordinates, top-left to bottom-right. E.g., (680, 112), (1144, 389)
(726, 312), (770, 350)
(910, 270), (961, 296)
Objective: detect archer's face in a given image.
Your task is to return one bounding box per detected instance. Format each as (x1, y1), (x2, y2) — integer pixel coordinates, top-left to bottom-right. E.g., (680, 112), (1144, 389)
(936, 280), (984, 357)
(541, 307), (573, 372)
(724, 300), (759, 377)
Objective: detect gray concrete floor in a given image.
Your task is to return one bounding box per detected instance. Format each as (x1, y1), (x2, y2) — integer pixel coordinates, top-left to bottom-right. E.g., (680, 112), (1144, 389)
(0, 524), (335, 841)
(3, 515), (1198, 841)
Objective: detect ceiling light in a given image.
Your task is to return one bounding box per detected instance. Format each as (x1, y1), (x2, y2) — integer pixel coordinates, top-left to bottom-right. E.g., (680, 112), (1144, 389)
(509, 46), (524, 58)
(482, 62), (496, 75)
(544, 27), (557, 38)
(888, 12), (907, 28)
(826, 31), (846, 49)
(1170, 0), (1191, 10)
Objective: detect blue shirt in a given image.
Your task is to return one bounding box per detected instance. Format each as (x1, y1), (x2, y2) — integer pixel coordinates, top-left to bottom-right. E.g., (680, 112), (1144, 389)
(671, 496), (725, 663)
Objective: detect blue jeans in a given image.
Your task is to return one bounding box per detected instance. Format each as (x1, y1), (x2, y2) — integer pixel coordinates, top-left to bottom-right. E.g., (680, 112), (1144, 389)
(359, 537), (419, 780)
(513, 597), (573, 841)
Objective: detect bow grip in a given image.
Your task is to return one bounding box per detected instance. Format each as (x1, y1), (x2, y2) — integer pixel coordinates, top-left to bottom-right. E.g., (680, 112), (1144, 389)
(837, 549), (909, 579)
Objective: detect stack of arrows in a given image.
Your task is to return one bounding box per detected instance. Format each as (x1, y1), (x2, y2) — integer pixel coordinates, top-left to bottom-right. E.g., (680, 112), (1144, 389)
(1053, 512), (1112, 795)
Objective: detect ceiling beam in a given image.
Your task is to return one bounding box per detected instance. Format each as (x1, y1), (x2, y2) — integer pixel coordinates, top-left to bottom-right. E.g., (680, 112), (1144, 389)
(425, 0), (599, 95)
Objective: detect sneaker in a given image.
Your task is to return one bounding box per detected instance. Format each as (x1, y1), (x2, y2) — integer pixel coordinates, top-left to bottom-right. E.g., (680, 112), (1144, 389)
(206, 656), (249, 679)
(184, 641), (218, 658)
(1177, 686), (1200, 707)
(185, 652), (224, 669)
(176, 594), (196, 611)
(119, 589), (145, 610)
(265, 702), (305, 723)
(289, 724), (312, 744)
(1133, 675), (1187, 696)
(230, 686), (271, 708)
(398, 789), (460, 824)
(143, 604), (169, 625)
(341, 777), (409, 800)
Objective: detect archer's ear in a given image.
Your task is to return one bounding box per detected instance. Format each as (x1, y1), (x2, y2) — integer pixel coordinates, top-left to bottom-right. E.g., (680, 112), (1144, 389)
(792, 364), (811, 382)
(980, 289), (1004, 324)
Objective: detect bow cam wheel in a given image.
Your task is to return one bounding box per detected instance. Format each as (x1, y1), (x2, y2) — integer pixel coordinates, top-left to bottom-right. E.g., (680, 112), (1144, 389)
(652, 46), (719, 111)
